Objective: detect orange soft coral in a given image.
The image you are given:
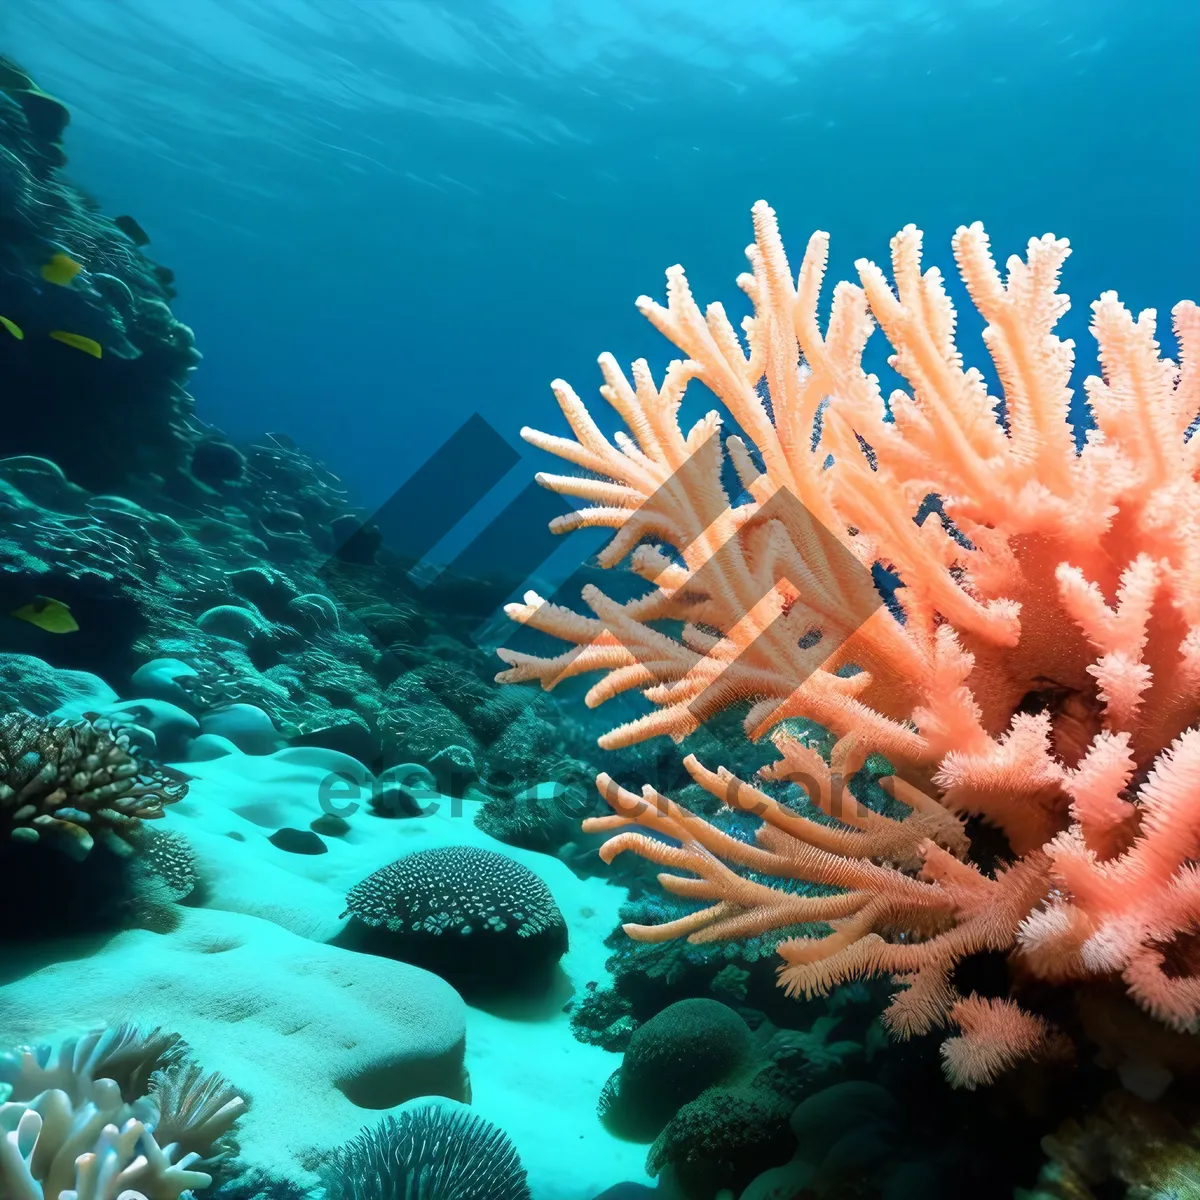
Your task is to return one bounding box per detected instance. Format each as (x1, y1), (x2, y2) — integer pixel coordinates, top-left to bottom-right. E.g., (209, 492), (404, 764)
(499, 201), (1200, 1083)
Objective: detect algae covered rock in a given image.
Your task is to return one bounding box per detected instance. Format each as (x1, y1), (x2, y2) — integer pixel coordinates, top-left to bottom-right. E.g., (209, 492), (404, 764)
(738, 1081), (903, 1200)
(0, 651), (117, 715)
(648, 1083), (796, 1200)
(599, 998), (760, 1141)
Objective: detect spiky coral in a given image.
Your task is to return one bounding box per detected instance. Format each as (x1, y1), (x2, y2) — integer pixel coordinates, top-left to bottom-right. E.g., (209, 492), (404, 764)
(499, 201), (1200, 1085)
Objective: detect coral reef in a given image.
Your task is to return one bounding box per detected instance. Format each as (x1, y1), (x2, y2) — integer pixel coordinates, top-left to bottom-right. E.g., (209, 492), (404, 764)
(0, 68), (839, 1200)
(501, 200), (1200, 1086)
(738, 1080), (903, 1199)
(598, 998), (759, 1140)
(567, 770), (890, 1045)
(0, 1025), (244, 1200)
(647, 1082), (794, 1200)
(0, 905), (477, 1183)
(339, 845), (568, 992)
(323, 1102), (531, 1200)
(0, 58), (201, 496)
(0, 427), (621, 834)
(0, 654), (117, 717)
(1021, 1089), (1200, 1199)
(474, 774), (598, 854)
(11, 58), (1188, 1195)
(0, 711), (187, 857)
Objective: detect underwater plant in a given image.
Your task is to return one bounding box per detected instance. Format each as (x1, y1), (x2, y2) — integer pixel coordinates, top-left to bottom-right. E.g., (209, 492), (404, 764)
(499, 201), (1200, 1086)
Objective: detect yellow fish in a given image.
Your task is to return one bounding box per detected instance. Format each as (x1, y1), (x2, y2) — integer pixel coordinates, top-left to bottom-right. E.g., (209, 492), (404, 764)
(41, 252), (83, 286)
(49, 330), (102, 358)
(11, 596), (79, 633)
(0, 316), (22, 339)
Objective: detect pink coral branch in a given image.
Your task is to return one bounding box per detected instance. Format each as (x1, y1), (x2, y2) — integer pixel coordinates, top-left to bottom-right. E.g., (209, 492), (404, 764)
(504, 201), (1200, 1085)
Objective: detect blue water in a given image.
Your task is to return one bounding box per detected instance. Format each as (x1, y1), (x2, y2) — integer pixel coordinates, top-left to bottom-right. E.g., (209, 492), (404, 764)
(2, 6), (1199, 1198)
(1, 0), (1195, 522)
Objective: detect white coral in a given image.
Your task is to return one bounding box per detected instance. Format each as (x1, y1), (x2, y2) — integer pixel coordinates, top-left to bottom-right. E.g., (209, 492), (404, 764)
(0, 1030), (237, 1200)
(0, 1083), (207, 1200)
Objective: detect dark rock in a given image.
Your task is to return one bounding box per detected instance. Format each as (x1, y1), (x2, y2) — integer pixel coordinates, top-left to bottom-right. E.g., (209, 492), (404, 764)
(225, 565), (300, 620)
(190, 440), (246, 485)
(291, 717), (379, 765)
(368, 783), (421, 818)
(286, 592), (342, 632)
(310, 813), (351, 837)
(196, 604), (274, 644)
(268, 827), (328, 855)
(260, 507), (306, 534)
(367, 764), (436, 819)
(332, 514), (382, 564)
(428, 743), (478, 795)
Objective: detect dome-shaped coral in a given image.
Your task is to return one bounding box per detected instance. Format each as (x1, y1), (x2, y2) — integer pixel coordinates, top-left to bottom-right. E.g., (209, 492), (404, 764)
(647, 1084), (795, 1200)
(599, 998), (759, 1141)
(340, 846), (567, 993)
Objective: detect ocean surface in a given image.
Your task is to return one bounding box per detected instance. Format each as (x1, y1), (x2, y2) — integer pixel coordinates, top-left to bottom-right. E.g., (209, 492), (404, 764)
(0, 3), (1198, 1200)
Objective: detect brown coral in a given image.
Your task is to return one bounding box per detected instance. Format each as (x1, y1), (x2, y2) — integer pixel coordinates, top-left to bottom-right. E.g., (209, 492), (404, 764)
(1024, 1090), (1200, 1199)
(0, 712), (187, 858)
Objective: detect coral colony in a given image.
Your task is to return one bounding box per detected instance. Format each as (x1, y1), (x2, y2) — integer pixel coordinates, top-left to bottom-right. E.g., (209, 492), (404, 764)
(502, 201), (1200, 1087)
(3, 43), (1200, 1197)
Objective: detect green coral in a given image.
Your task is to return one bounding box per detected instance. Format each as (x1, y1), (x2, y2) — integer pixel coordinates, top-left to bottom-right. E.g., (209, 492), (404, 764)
(0, 56), (69, 167)
(570, 982), (637, 1051)
(599, 999), (760, 1141)
(647, 1084), (795, 1200)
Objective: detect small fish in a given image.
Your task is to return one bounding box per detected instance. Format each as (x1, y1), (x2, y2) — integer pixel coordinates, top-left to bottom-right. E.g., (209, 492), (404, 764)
(11, 596), (79, 633)
(40, 252), (83, 286)
(49, 330), (102, 358)
(0, 316), (22, 339)
(113, 214), (150, 246)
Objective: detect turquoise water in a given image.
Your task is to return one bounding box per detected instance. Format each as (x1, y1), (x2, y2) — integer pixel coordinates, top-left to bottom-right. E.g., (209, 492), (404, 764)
(0, 3), (1198, 1200)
